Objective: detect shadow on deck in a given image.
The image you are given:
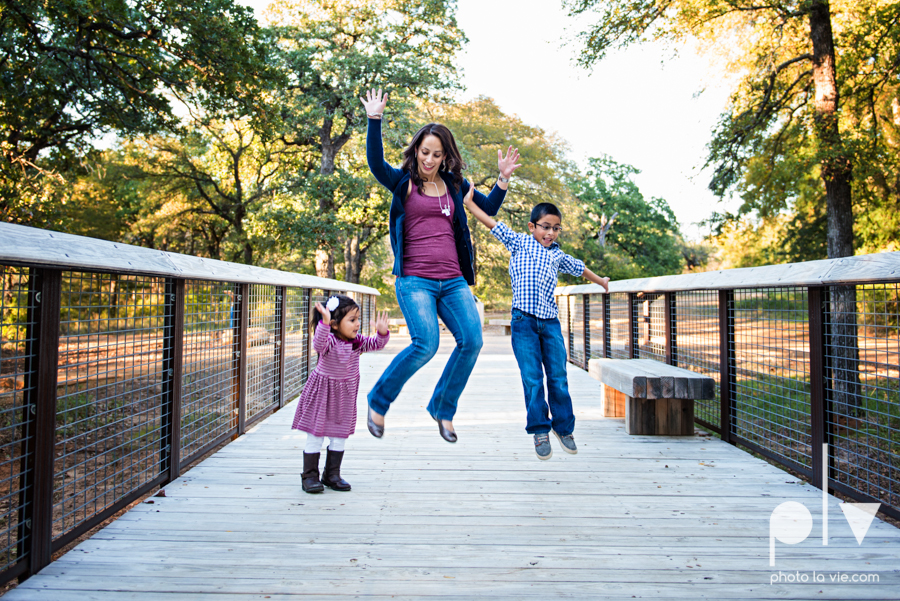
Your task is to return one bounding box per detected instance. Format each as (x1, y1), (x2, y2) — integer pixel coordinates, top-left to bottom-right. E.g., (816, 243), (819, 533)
(6, 333), (900, 600)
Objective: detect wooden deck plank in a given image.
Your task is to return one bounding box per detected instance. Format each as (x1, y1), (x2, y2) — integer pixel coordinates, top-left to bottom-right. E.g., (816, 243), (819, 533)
(6, 333), (899, 600)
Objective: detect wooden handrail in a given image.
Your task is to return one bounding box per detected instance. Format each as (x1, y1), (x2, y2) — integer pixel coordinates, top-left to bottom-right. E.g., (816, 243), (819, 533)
(0, 222), (380, 295)
(555, 251), (900, 295)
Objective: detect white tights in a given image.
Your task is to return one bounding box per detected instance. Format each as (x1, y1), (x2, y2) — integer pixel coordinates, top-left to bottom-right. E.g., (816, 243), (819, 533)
(304, 433), (346, 454)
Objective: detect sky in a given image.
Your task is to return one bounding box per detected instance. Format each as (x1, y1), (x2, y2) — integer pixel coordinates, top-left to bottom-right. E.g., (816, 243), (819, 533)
(243, 0), (736, 239)
(452, 1), (735, 239)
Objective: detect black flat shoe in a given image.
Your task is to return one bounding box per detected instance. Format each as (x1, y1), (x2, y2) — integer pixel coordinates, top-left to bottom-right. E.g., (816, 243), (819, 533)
(431, 414), (457, 443)
(367, 408), (384, 438)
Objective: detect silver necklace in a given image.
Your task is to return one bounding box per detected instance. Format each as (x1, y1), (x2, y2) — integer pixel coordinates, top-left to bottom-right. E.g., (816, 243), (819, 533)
(425, 181), (452, 217)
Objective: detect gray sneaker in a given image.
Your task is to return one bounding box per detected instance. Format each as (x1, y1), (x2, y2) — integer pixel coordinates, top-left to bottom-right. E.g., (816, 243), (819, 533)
(552, 430), (578, 454)
(534, 433), (552, 460)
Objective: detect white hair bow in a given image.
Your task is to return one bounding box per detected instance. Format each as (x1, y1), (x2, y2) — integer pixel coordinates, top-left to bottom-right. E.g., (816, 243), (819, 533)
(325, 296), (340, 311)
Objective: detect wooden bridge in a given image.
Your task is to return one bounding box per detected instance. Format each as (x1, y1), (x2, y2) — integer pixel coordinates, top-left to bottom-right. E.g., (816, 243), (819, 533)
(6, 334), (900, 600)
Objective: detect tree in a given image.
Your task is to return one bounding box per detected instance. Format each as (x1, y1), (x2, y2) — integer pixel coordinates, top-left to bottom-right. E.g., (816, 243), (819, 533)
(566, 0), (900, 260)
(264, 0), (466, 279)
(0, 0), (276, 225)
(566, 0), (876, 413)
(567, 156), (684, 281)
(117, 115), (308, 265)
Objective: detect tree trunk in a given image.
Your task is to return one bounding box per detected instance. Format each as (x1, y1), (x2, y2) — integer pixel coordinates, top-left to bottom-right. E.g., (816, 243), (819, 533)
(809, 0), (861, 416)
(316, 250), (334, 280)
(315, 140), (337, 279)
(343, 233), (362, 285)
(810, 0), (853, 259)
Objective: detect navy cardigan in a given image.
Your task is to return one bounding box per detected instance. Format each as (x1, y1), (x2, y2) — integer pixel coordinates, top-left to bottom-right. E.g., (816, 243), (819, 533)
(366, 118), (506, 286)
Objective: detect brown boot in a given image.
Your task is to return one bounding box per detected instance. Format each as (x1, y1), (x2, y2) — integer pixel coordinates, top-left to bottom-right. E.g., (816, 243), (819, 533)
(321, 449), (351, 491)
(302, 452), (324, 493)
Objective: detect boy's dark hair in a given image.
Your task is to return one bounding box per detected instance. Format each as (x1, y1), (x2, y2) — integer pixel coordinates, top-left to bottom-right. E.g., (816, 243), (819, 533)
(309, 293), (360, 331)
(530, 202), (562, 224)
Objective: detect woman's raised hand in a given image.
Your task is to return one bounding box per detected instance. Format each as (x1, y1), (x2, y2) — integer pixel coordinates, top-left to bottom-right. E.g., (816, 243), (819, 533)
(498, 146), (522, 179)
(360, 88), (388, 117)
(373, 310), (390, 336)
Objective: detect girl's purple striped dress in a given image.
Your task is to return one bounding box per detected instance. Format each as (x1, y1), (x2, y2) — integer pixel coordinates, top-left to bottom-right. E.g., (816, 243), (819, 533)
(292, 322), (390, 438)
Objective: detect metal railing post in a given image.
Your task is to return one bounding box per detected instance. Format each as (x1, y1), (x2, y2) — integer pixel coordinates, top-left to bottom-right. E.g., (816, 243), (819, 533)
(665, 292), (676, 366)
(718, 289), (735, 444)
(277, 287), (287, 409)
(304, 289), (313, 385)
(236, 283), (249, 436)
(809, 286), (830, 490)
(583, 295), (591, 368)
(26, 268), (61, 576)
(628, 293), (638, 358)
(162, 279), (185, 481)
(602, 293), (610, 358)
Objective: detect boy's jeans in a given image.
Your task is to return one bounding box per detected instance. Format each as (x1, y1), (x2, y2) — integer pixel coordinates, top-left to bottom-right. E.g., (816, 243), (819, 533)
(367, 276), (483, 421)
(510, 308), (575, 436)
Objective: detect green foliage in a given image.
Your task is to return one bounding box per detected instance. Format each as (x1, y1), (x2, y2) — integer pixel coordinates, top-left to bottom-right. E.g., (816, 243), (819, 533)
(566, 0), (900, 260)
(566, 156), (684, 281)
(1, 0), (278, 225)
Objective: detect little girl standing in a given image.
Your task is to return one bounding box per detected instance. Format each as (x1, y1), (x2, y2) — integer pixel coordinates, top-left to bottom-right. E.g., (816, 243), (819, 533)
(292, 294), (390, 493)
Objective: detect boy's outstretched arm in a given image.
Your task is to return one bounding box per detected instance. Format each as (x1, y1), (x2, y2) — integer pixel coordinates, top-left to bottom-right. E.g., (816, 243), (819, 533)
(582, 267), (611, 293)
(463, 184), (497, 229)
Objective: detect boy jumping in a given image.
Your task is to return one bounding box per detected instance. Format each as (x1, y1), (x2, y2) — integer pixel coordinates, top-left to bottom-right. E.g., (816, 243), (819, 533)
(463, 190), (610, 460)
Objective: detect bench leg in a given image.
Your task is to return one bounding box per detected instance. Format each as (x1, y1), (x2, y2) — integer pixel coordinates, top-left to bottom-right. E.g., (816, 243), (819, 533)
(503, 325), (511, 336)
(626, 398), (695, 436)
(601, 385), (627, 418)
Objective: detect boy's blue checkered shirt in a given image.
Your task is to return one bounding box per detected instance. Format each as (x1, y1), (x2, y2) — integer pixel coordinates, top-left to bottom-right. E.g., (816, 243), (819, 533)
(491, 221), (585, 319)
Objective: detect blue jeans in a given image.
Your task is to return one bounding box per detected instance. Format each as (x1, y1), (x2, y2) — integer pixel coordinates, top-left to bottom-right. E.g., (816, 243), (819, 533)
(367, 276), (483, 421)
(510, 308), (575, 435)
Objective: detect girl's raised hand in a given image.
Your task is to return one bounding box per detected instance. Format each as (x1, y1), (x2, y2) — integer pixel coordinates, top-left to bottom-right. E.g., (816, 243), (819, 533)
(360, 88), (388, 117)
(498, 145), (522, 179)
(314, 302), (331, 324)
(373, 310), (390, 336)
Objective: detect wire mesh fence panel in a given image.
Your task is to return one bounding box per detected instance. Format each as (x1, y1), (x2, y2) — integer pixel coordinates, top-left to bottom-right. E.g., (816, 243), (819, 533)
(674, 291), (721, 430)
(180, 281), (236, 462)
(362, 295), (372, 337)
(732, 287), (811, 468)
(637, 294), (666, 363)
(588, 295), (605, 359)
(245, 285), (279, 422)
(825, 283), (900, 512)
(570, 296), (584, 367)
(0, 267), (35, 573)
(609, 293), (630, 360)
(283, 288), (309, 404)
(54, 272), (168, 539)
(556, 295), (570, 360)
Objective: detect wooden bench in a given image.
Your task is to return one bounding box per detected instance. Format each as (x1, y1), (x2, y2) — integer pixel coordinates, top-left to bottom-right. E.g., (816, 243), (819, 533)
(488, 319), (511, 335)
(588, 358), (715, 436)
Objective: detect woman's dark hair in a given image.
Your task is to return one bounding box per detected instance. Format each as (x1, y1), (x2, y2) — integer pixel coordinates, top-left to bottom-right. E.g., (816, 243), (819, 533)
(530, 202), (563, 224)
(401, 123), (465, 194)
(309, 294), (360, 331)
